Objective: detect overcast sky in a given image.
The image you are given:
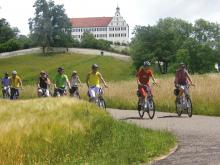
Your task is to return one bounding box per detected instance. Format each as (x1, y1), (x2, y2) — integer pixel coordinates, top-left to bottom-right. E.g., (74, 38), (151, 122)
(0, 0), (220, 36)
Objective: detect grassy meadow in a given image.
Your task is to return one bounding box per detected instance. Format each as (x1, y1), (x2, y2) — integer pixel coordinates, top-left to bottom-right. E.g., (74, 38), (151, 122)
(0, 53), (134, 84)
(0, 98), (176, 164)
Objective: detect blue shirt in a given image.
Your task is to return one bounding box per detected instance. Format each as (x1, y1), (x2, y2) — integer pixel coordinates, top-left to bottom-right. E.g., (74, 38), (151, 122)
(1, 77), (10, 86)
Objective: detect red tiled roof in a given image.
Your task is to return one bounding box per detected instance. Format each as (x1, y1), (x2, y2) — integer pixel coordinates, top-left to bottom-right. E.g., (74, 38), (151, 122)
(70, 17), (113, 28)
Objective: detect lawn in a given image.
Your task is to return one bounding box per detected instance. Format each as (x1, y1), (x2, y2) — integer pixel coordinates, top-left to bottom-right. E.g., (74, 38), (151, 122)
(0, 53), (134, 85)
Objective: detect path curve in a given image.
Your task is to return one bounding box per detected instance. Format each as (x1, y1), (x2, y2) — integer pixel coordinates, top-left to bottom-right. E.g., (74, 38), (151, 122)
(108, 109), (220, 165)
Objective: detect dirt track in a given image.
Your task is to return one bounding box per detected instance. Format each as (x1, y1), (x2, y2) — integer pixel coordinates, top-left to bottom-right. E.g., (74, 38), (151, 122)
(108, 109), (220, 165)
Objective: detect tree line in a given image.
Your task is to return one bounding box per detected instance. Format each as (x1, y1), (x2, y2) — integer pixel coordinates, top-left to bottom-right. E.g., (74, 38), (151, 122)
(130, 18), (220, 73)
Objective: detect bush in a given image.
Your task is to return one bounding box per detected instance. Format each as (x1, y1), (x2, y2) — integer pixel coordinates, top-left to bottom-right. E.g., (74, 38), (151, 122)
(0, 38), (20, 53)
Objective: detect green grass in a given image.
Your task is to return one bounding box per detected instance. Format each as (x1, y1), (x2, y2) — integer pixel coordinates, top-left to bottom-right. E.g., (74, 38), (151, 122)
(0, 98), (176, 164)
(0, 53), (134, 85)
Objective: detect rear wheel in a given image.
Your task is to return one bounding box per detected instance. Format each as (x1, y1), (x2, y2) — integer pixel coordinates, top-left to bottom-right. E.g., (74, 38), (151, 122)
(176, 98), (182, 117)
(138, 99), (145, 118)
(186, 97), (193, 117)
(147, 99), (155, 119)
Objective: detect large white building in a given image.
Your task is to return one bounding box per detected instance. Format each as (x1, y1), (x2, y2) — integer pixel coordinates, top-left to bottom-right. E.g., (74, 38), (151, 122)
(70, 6), (129, 44)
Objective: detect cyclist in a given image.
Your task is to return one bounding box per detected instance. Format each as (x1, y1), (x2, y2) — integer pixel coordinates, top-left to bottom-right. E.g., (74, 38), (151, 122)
(1, 72), (11, 98)
(136, 61), (157, 110)
(37, 71), (51, 97)
(86, 64), (108, 102)
(70, 71), (81, 97)
(174, 63), (194, 102)
(10, 70), (23, 100)
(54, 67), (70, 96)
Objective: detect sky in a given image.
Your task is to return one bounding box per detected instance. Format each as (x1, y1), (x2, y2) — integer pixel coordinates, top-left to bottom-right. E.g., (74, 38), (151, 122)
(0, 0), (220, 37)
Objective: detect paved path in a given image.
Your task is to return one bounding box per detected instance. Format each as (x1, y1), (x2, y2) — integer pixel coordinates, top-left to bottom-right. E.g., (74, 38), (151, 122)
(108, 109), (220, 165)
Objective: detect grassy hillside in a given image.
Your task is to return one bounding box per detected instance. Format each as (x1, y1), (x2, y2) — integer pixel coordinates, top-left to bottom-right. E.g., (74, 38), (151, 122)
(0, 98), (175, 164)
(0, 53), (134, 85)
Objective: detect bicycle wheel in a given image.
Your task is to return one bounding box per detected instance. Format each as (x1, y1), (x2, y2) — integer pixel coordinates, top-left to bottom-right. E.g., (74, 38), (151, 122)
(138, 100), (145, 118)
(186, 97), (193, 117)
(98, 98), (106, 110)
(147, 99), (155, 119)
(175, 98), (182, 117)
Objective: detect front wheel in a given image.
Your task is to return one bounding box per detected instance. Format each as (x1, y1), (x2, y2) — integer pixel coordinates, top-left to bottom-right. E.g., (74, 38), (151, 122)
(186, 97), (193, 117)
(147, 99), (155, 119)
(98, 98), (106, 110)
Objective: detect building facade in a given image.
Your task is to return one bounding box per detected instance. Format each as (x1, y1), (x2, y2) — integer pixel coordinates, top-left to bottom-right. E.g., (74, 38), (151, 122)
(70, 7), (129, 44)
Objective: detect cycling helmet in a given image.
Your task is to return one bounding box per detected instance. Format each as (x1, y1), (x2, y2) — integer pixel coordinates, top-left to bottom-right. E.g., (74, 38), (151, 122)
(57, 67), (64, 72)
(40, 70), (46, 74)
(12, 70), (17, 75)
(72, 71), (77, 74)
(143, 61), (151, 67)
(92, 64), (98, 69)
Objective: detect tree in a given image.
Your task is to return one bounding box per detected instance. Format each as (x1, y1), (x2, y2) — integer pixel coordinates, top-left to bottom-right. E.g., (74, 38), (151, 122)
(80, 32), (98, 48)
(29, 0), (73, 54)
(0, 18), (18, 43)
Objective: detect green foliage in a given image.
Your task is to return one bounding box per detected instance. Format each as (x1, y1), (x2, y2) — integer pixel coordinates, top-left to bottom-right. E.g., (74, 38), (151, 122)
(131, 17), (220, 74)
(0, 98), (176, 164)
(80, 32), (111, 50)
(0, 38), (20, 53)
(29, 0), (74, 53)
(0, 18), (17, 43)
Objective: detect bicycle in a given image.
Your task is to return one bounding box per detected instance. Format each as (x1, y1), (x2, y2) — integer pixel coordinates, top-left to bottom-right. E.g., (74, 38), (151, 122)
(10, 87), (20, 100)
(137, 84), (156, 119)
(69, 85), (81, 99)
(38, 88), (50, 97)
(88, 87), (106, 110)
(53, 87), (67, 97)
(175, 84), (193, 117)
(2, 86), (11, 99)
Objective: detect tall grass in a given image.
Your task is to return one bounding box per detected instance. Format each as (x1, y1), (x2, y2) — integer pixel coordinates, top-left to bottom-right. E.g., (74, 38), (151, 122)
(0, 98), (175, 164)
(82, 73), (220, 116)
(4, 73), (220, 116)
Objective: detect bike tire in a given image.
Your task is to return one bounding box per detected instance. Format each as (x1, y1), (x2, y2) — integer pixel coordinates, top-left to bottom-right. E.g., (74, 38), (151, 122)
(175, 99), (182, 117)
(98, 98), (106, 110)
(147, 99), (155, 119)
(186, 97), (193, 117)
(138, 100), (145, 118)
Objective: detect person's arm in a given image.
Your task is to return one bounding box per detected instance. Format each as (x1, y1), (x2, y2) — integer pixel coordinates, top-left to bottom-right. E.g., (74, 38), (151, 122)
(19, 78), (23, 89)
(77, 76), (82, 86)
(174, 72), (178, 86)
(65, 76), (71, 89)
(99, 73), (108, 88)
(86, 74), (90, 88)
(1, 78), (3, 86)
(186, 71), (194, 85)
(37, 78), (40, 88)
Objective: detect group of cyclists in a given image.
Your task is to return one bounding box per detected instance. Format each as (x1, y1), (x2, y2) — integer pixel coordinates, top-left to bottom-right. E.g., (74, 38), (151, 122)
(1, 61), (194, 109)
(136, 61), (195, 109)
(1, 64), (108, 102)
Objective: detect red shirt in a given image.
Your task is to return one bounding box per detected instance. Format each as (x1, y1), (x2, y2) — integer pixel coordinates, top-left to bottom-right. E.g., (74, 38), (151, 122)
(136, 68), (153, 85)
(175, 69), (188, 85)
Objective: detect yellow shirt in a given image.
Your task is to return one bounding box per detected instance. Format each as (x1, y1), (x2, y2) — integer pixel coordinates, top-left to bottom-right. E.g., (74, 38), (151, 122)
(10, 76), (22, 88)
(88, 71), (101, 87)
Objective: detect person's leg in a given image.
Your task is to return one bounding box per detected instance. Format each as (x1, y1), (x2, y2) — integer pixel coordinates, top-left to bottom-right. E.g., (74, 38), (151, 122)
(10, 88), (15, 99)
(45, 89), (50, 97)
(88, 87), (96, 102)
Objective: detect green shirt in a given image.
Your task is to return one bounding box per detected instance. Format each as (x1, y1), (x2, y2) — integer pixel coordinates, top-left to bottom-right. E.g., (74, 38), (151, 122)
(54, 74), (68, 88)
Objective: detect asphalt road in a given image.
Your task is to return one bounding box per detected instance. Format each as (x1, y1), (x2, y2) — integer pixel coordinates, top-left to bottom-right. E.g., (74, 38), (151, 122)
(108, 109), (220, 165)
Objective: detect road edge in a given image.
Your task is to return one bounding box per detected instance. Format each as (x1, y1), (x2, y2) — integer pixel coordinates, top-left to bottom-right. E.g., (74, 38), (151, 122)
(147, 143), (179, 165)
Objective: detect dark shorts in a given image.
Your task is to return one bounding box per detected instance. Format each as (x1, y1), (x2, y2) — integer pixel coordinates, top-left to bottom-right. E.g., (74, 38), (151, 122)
(10, 88), (19, 99)
(69, 86), (78, 95)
